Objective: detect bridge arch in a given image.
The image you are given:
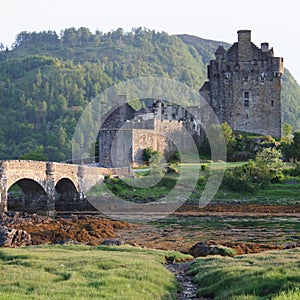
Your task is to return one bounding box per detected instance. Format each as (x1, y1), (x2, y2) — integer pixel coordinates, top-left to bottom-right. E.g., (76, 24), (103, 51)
(7, 179), (48, 213)
(55, 178), (78, 211)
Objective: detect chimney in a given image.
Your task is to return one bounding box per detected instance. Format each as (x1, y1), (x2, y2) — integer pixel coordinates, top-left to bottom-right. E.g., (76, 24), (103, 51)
(237, 30), (252, 62)
(261, 43), (269, 52)
(238, 30), (251, 43)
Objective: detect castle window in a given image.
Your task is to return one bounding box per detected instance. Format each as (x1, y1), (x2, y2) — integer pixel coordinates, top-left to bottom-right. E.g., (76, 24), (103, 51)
(271, 100), (274, 107)
(244, 99), (249, 107)
(244, 91), (249, 99)
(246, 114), (249, 119)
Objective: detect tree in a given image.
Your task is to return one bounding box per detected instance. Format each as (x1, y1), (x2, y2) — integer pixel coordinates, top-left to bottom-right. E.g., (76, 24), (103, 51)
(283, 123), (293, 136)
(291, 132), (300, 161)
(142, 148), (162, 166)
(19, 145), (48, 161)
(281, 131), (300, 161)
(281, 123), (293, 145)
(255, 147), (284, 181)
(223, 147), (284, 192)
(221, 122), (235, 147)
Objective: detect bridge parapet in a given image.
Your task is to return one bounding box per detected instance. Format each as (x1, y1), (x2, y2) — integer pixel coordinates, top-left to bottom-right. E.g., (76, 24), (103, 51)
(0, 160), (125, 214)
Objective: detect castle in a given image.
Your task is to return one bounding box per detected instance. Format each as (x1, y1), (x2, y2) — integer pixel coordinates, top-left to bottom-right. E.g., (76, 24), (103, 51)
(200, 30), (284, 138)
(98, 30), (284, 167)
(98, 97), (200, 167)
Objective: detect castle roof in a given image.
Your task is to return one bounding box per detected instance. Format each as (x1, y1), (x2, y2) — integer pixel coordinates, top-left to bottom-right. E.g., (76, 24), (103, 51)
(136, 106), (152, 114)
(199, 81), (210, 92)
(225, 42), (274, 61)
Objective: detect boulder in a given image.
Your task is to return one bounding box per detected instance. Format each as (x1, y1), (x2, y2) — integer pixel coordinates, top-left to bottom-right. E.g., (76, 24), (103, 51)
(101, 239), (123, 246)
(0, 225), (32, 247)
(189, 241), (217, 257)
(189, 241), (236, 257)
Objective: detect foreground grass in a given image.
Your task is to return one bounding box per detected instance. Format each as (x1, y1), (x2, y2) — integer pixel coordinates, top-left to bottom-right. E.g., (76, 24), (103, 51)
(0, 245), (191, 300)
(189, 249), (300, 300)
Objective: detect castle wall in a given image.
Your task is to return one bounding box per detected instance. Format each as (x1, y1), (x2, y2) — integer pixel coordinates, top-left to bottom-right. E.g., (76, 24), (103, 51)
(132, 120), (184, 164)
(201, 30), (283, 138)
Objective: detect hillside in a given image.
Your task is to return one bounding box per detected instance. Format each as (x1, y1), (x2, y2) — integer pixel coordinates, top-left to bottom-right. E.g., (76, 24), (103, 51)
(0, 27), (299, 161)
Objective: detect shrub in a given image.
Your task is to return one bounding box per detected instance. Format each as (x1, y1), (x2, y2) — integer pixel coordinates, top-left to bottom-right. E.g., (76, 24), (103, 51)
(223, 148), (284, 192)
(142, 148), (162, 166)
(201, 164), (208, 171)
(223, 161), (267, 192)
(263, 135), (275, 143)
(288, 163), (300, 177)
(166, 150), (180, 163)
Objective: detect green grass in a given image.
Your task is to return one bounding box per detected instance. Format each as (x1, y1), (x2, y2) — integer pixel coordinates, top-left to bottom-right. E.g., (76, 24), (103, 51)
(188, 249), (300, 300)
(0, 245), (191, 300)
(91, 162), (300, 206)
(214, 183), (300, 205)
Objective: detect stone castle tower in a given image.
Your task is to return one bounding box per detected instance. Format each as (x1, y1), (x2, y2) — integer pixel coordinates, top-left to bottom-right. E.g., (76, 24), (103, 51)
(200, 30), (284, 138)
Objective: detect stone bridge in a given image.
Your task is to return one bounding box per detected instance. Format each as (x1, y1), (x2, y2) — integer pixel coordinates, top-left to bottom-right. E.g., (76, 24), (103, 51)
(0, 160), (128, 215)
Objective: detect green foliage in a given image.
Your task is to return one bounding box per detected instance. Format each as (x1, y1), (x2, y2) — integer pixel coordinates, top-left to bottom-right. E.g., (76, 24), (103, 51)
(223, 161), (266, 192)
(19, 145), (48, 161)
(255, 147), (284, 179)
(142, 148), (162, 166)
(281, 131), (300, 162)
(223, 148), (284, 192)
(286, 162), (300, 177)
(221, 122), (236, 145)
(282, 122), (293, 136)
(263, 135), (275, 143)
(166, 150), (180, 163)
(201, 164), (208, 171)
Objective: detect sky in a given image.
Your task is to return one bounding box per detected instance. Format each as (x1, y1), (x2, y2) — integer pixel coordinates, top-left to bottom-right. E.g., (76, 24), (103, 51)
(1, 0), (299, 83)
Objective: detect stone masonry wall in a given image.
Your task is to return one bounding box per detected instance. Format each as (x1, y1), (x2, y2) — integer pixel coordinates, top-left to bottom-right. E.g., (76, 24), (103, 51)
(201, 30), (283, 138)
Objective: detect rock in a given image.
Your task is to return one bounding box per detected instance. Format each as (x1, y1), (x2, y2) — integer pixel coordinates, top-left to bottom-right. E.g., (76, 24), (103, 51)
(0, 225), (32, 247)
(189, 241), (236, 257)
(101, 239), (123, 246)
(284, 243), (299, 249)
(53, 239), (81, 245)
(189, 241), (217, 257)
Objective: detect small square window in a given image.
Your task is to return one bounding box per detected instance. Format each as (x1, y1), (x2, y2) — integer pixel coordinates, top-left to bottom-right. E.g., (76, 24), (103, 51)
(244, 91), (249, 99)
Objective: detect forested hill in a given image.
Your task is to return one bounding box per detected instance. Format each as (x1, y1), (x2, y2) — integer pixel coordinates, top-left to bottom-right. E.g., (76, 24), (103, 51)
(0, 27), (299, 161)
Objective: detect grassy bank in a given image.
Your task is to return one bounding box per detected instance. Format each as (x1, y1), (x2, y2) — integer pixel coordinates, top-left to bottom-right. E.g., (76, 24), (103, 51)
(103, 162), (300, 206)
(0, 245), (191, 300)
(188, 249), (300, 300)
